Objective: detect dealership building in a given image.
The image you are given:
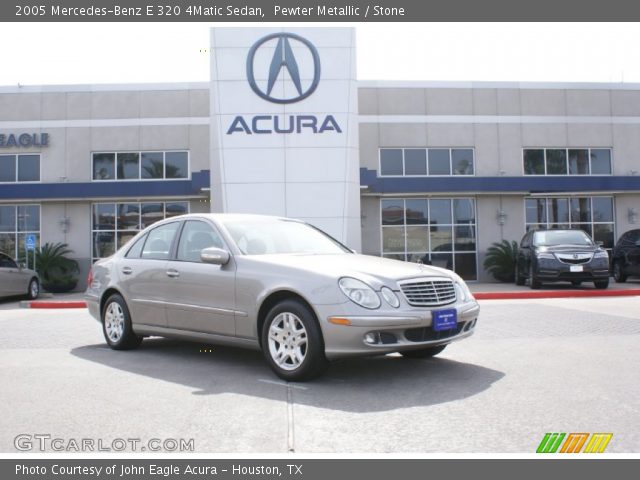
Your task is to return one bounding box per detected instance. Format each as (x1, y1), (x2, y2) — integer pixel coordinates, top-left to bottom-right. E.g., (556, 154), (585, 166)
(1, 27), (640, 289)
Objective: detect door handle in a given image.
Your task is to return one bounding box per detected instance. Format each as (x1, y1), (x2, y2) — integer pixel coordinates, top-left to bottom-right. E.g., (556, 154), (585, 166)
(166, 269), (180, 278)
(121, 267), (132, 275)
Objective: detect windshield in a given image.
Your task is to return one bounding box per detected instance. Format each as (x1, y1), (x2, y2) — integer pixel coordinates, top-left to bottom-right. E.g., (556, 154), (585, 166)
(533, 230), (593, 247)
(222, 219), (350, 255)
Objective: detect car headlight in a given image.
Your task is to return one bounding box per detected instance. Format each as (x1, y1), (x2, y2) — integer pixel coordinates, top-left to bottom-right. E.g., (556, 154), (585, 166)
(380, 286), (400, 308)
(535, 251), (556, 259)
(450, 272), (474, 303)
(338, 277), (381, 309)
(594, 250), (609, 259)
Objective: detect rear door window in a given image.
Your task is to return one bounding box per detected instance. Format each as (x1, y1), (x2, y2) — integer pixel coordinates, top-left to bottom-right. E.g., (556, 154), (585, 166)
(141, 222), (179, 260)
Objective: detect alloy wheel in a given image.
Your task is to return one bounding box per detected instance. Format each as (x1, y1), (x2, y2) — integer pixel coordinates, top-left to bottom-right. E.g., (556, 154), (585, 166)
(267, 312), (308, 371)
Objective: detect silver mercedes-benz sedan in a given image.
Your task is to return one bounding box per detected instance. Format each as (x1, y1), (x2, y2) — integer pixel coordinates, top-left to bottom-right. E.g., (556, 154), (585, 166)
(85, 214), (479, 381)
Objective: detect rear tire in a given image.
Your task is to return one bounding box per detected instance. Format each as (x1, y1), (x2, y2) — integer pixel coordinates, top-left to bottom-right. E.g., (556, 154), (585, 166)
(594, 279), (609, 290)
(26, 278), (39, 300)
(613, 262), (627, 283)
(400, 345), (447, 358)
(101, 294), (142, 350)
(261, 299), (328, 382)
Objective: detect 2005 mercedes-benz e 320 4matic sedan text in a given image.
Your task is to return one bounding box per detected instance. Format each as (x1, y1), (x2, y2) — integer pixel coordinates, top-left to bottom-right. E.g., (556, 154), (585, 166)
(85, 214), (479, 381)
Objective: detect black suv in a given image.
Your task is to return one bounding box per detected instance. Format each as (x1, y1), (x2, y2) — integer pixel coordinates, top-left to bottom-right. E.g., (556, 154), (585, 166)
(515, 229), (610, 289)
(611, 229), (640, 282)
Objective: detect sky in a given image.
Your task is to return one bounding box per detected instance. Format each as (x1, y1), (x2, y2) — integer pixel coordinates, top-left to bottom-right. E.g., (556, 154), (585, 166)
(1, 22), (640, 86)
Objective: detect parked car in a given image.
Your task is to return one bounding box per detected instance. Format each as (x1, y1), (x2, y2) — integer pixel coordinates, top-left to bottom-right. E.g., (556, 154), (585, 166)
(611, 228), (640, 282)
(515, 229), (610, 289)
(85, 214), (480, 381)
(0, 252), (40, 299)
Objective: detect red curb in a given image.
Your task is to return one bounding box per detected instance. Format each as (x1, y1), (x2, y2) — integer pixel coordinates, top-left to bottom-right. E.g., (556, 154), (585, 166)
(28, 301), (87, 309)
(474, 289), (640, 300)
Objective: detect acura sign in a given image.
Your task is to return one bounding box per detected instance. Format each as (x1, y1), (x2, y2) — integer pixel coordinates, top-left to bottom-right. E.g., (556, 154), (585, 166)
(226, 32), (342, 135)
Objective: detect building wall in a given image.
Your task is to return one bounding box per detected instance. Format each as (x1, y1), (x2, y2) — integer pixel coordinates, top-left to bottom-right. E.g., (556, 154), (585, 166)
(358, 83), (640, 281)
(0, 85), (212, 290)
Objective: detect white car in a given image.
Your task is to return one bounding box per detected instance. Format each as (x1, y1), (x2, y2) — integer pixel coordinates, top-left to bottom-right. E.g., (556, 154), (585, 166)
(0, 252), (39, 300)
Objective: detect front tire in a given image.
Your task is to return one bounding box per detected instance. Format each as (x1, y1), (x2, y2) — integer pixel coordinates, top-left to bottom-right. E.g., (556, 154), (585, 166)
(400, 345), (447, 358)
(102, 294), (142, 350)
(529, 264), (541, 289)
(613, 261), (627, 283)
(27, 278), (39, 300)
(594, 279), (609, 290)
(515, 264), (526, 286)
(261, 299), (328, 382)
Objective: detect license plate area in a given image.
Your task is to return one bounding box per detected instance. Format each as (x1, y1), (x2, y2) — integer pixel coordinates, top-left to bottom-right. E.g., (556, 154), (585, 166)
(570, 265), (584, 272)
(432, 308), (457, 331)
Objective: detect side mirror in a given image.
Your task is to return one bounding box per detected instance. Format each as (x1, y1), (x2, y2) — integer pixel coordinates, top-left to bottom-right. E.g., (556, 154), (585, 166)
(200, 247), (230, 265)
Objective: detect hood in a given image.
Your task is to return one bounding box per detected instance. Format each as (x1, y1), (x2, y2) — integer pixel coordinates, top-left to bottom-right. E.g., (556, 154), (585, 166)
(537, 244), (598, 254)
(242, 253), (455, 288)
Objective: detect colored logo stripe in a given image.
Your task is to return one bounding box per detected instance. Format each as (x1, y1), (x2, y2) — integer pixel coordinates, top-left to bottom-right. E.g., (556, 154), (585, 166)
(537, 433), (565, 453)
(560, 433), (589, 453)
(537, 433), (613, 453)
(583, 433), (613, 453)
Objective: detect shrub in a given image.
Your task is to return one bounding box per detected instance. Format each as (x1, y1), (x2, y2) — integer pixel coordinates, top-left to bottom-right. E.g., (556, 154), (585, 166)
(35, 242), (80, 293)
(483, 240), (518, 282)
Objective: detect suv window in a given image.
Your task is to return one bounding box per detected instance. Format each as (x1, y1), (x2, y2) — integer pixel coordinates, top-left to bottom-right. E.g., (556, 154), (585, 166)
(141, 222), (179, 260)
(177, 221), (224, 263)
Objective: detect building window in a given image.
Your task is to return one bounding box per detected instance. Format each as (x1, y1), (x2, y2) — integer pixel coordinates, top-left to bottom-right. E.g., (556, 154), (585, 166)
(0, 204), (40, 260)
(523, 148), (612, 175)
(381, 197), (477, 280)
(379, 148), (474, 177)
(0, 154), (40, 182)
(525, 196), (615, 249)
(92, 151), (189, 181)
(91, 201), (189, 261)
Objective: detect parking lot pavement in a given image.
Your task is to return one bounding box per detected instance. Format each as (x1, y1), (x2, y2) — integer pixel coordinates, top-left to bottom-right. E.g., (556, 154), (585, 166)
(1, 297), (639, 453)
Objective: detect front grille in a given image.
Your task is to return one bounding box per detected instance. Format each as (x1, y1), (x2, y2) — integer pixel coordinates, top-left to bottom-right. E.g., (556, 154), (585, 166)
(556, 253), (593, 265)
(404, 323), (464, 342)
(399, 278), (457, 307)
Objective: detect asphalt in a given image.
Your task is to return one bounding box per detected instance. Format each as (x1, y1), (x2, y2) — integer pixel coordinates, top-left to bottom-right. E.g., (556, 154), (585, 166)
(1, 296), (639, 453)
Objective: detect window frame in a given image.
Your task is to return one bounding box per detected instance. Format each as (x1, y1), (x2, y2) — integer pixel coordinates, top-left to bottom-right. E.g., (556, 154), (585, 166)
(92, 150), (191, 182)
(522, 148), (613, 176)
(380, 197), (479, 281)
(379, 148), (476, 178)
(0, 154), (41, 184)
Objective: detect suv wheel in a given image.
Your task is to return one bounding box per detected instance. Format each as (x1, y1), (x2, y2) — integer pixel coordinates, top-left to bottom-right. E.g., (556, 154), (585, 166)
(515, 264), (526, 286)
(261, 299), (328, 382)
(529, 264), (541, 289)
(102, 294), (143, 350)
(400, 345), (447, 358)
(594, 279), (609, 290)
(613, 261), (627, 283)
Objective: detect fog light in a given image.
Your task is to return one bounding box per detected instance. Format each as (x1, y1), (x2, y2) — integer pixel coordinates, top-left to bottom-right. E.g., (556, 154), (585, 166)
(364, 332), (378, 344)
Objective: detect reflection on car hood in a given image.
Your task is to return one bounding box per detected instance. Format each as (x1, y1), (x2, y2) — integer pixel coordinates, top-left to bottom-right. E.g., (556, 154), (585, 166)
(539, 245), (598, 253)
(243, 253), (455, 286)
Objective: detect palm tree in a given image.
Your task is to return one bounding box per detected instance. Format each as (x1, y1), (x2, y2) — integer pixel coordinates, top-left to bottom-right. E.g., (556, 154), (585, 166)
(35, 242), (80, 293)
(483, 240), (518, 282)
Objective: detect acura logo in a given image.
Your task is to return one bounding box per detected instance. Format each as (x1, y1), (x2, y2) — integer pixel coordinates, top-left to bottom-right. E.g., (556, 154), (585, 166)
(246, 33), (321, 104)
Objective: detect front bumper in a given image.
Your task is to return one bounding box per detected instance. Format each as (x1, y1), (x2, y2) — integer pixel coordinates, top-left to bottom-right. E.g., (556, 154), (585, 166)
(317, 300), (480, 359)
(535, 257), (610, 282)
